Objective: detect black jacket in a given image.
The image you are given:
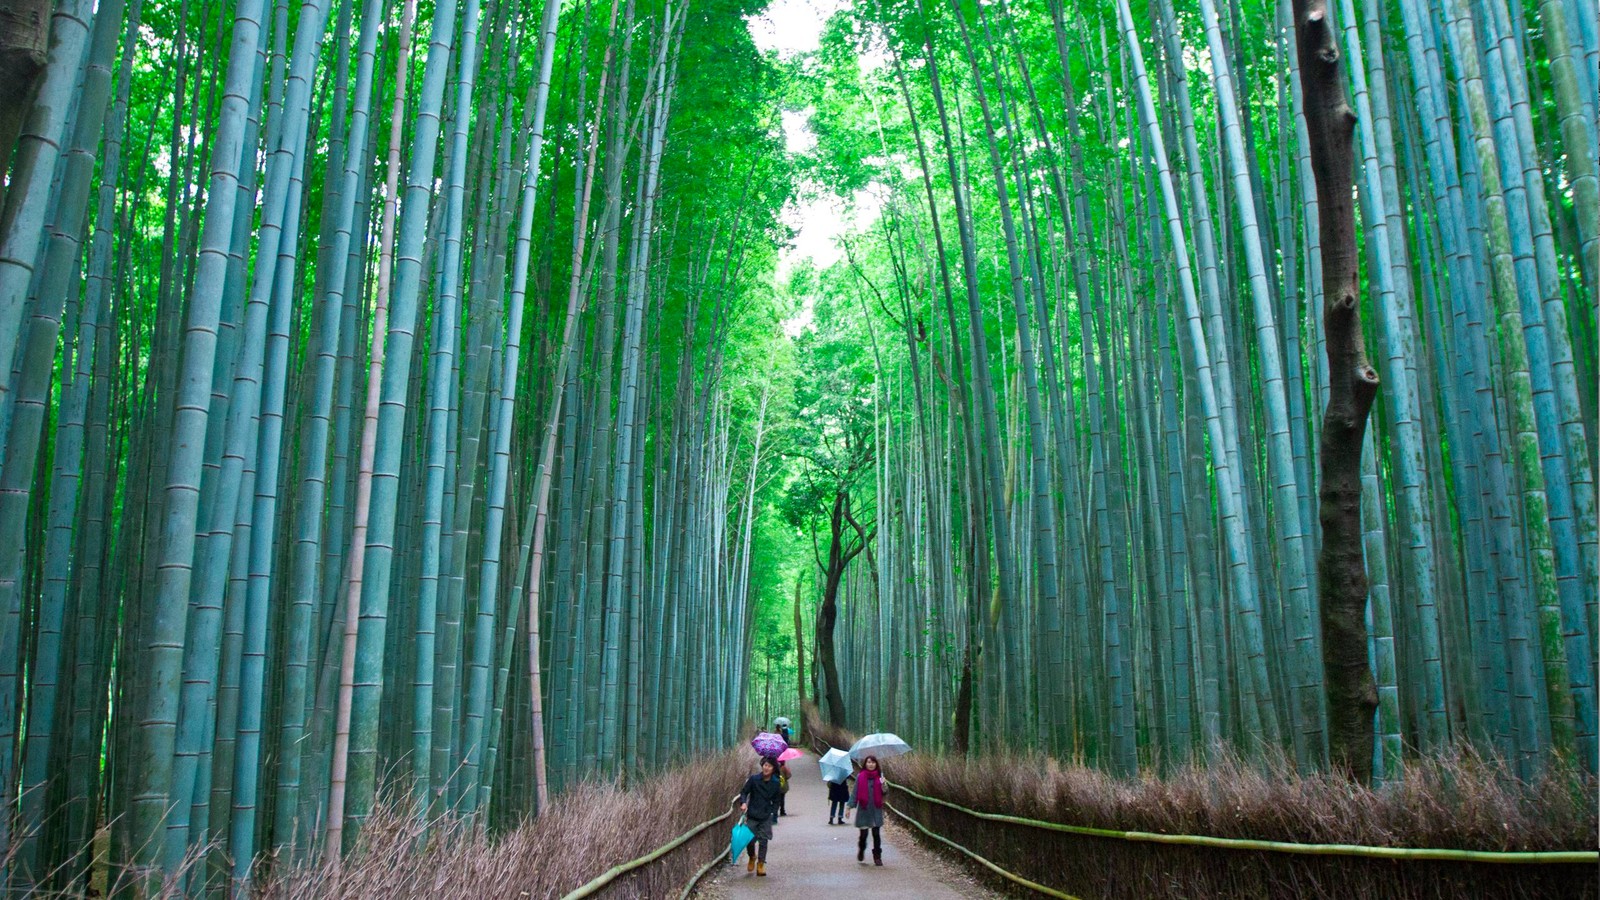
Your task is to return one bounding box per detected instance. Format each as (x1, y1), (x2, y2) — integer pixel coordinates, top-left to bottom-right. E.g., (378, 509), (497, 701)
(739, 773), (783, 821)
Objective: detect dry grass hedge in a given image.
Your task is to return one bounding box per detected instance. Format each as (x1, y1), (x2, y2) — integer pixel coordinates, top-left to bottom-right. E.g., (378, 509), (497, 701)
(261, 750), (750, 900)
(800, 701), (855, 754)
(801, 705), (1596, 898)
(892, 748), (1595, 851)
(890, 749), (1597, 899)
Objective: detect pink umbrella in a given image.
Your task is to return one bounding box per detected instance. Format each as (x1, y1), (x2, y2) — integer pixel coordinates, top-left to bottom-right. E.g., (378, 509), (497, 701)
(777, 747), (803, 762)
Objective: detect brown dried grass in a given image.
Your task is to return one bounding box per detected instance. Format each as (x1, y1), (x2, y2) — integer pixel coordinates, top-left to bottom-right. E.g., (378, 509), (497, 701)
(781, 705), (1599, 897)
(892, 746), (1595, 851)
(260, 750), (750, 900)
(888, 748), (1597, 899)
(799, 701), (855, 755)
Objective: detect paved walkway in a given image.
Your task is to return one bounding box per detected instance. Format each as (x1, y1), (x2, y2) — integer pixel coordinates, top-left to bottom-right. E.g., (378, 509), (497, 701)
(698, 752), (1001, 898)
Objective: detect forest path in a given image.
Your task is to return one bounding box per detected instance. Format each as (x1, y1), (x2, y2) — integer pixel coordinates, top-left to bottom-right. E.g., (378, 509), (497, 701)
(697, 752), (1003, 898)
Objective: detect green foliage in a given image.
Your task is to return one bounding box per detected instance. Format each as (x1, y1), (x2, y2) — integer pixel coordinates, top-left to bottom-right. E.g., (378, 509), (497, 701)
(0, 0), (1595, 884)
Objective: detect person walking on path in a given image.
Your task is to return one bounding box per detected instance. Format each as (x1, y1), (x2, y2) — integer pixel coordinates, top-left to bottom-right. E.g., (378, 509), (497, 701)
(738, 756), (785, 876)
(827, 773), (850, 824)
(775, 720), (794, 817)
(852, 755), (887, 865)
(776, 757), (792, 816)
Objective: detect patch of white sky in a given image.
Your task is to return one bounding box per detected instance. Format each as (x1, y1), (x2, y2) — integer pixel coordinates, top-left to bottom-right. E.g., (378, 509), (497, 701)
(747, 0), (888, 336)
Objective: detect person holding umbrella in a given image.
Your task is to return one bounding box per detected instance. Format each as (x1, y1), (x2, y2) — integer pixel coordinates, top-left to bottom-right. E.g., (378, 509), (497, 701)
(844, 734), (909, 862)
(775, 747), (801, 816)
(773, 717), (794, 816)
(775, 756), (791, 817)
(736, 756), (784, 876)
(819, 747), (853, 825)
(851, 755), (887, 865)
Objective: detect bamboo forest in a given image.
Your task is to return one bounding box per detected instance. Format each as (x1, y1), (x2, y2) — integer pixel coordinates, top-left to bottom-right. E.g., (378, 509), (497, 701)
(0, 0), (1596, 890)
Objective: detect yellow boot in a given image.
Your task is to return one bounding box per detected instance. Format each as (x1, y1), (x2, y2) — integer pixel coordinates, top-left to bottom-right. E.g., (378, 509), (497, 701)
(746, 855), (756, 873)
(756, 861), (767, 877)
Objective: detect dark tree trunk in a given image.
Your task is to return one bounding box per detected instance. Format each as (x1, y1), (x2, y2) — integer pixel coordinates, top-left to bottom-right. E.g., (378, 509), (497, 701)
(816, 491), (863, 729)
(0, 0), (50, 203)
(1293, 0), (1380, 782)
(811, 606), (821, 705)
(952, 653), (974, 756)
(947, 410), (986, 758)
(793, 577), (806, 712)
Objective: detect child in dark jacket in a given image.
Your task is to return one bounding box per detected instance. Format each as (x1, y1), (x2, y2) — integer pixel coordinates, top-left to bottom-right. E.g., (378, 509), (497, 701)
(776, 759), (792, 815)
(826, 775), (850, 824)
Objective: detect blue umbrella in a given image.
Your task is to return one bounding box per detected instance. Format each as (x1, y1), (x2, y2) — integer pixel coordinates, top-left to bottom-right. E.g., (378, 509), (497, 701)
(819, 747), (853, 784)
(729, 815), (755, 863)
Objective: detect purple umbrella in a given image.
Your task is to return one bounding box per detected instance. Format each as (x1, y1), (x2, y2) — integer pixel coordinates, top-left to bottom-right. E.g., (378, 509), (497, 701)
(750, 731), (788, 758)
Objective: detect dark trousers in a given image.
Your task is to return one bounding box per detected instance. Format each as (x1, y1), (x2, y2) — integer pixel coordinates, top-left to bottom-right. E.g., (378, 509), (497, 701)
(747, 839), (768, 862)
(777, 792), (787, 815)
(829, 799), (845, 820)
(857, 826), (882, 853)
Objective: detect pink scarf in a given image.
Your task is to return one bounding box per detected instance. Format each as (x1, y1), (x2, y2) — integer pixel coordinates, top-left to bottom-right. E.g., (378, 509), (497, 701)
(854, 769), (884, 808)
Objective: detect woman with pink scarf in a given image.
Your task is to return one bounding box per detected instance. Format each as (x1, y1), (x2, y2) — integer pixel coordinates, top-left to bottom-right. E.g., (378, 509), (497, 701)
(851, 755), (887, 864)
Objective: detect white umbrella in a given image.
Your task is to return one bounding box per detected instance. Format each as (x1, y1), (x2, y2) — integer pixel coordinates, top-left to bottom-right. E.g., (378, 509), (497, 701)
(819, 748), (853, 784)
(774, 716), (791, 728)
(849, 732), (912, 760)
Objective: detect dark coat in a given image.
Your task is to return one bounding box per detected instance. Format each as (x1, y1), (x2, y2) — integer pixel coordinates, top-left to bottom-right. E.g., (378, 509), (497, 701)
(739, 772), (783, 821)
(827, 779), (850, 802)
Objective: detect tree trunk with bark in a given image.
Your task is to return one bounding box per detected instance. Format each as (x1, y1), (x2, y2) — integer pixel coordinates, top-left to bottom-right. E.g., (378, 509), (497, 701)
(816, 491), (866, 728)
(1293, 0), (1380, 783)
(793, 577), (806, 711)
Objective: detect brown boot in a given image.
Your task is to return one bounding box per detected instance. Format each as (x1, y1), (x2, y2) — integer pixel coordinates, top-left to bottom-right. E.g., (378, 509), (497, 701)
(756, 861), (767, 877)
(873, 849), (883, 866)
(747, 855), (756, 873)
